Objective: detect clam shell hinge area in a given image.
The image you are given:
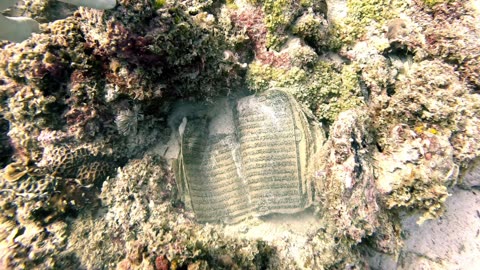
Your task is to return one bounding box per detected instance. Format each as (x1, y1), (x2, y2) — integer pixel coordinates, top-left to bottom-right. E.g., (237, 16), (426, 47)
(173, 90), (325, 223)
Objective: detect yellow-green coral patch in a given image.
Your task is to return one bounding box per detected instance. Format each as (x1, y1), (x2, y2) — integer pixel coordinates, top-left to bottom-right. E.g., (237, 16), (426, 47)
(336, 0), (406, 45)
(246, 60), (364, 123)
(154, 0), (166, 9)
(246, 61), (306, 91)
(263, 0), (298, 49)
(421, 0), (454, 8)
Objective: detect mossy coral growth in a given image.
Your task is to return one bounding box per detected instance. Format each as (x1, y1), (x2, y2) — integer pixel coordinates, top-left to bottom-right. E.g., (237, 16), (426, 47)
(247, 0), (327, 50)
(337, 0), (405, 44)
(262, 0), (296, 49)
(421, 0), (453, 8)
(247, 60), (364, 124)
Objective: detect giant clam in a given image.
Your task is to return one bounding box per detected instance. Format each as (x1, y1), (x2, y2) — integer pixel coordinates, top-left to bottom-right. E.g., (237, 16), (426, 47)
(170, 89), (326, 223)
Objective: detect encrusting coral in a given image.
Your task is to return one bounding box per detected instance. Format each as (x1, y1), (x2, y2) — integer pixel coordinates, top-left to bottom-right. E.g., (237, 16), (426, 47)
(67, 156), (280, 269)
(0, 0), (479, 269)
(372, 59), (480, 168)
(375, 125), (458, 223)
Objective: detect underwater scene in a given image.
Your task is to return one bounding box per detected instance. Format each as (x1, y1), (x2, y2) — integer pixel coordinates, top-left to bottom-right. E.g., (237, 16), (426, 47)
(1, 0), (480, 269)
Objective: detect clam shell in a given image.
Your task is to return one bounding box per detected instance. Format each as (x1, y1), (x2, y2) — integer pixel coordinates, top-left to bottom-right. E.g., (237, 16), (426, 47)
(173, 89), (325, 223)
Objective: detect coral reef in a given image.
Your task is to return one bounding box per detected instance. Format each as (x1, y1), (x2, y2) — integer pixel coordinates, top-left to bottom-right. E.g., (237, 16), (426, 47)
(67, 156), (280, 269)
(319, 110), (379, 242)
(412, 1), (480, 90)
(372, 59), (480, 167)
(310, 110), (403, 266)
(291, 9), (330, 52)
(0, 0), (479, 269)
(0, 159), (86, 267)
(247, 59), (364, 124)
(0, 217), (69, 269)
(375, 125), (458, 223)
(228, 5), (291, 68)
(340, 0), (406, 44)
(79, 0), (241, 99)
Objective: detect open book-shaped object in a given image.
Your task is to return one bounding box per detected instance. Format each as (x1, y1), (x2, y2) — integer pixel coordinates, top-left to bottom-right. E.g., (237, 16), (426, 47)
(174, 89), (324, 223)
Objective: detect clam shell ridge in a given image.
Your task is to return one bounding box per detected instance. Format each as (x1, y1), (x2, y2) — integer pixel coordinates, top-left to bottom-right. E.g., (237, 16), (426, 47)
(173, 89), (325, 224)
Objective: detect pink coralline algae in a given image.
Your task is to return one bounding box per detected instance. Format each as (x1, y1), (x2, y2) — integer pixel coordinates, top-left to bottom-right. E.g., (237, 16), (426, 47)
(230, 7), (291, 68)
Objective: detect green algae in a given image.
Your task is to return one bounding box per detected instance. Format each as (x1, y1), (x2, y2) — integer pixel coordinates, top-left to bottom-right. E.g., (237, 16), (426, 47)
(336, 0), (405, 45)
(154, 0), (166, 9)
(262, 0), (295, 49)
(246, 60), (364, 124)
(421, 0), (454, 8)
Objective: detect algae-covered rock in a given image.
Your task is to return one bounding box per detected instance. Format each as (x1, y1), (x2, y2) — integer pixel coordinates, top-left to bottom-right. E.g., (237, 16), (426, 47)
(375, 125), (458, 223)
(247, 59), (365, 124)
(1, 0), (480, 269)
(78, 0), (241, 99)
(67, 155), (280, 269)
(291, 9), (330, 52)
(319, 110), (379, 241)
(372, 59), (480, 167)
(247, 0), (328, 50)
